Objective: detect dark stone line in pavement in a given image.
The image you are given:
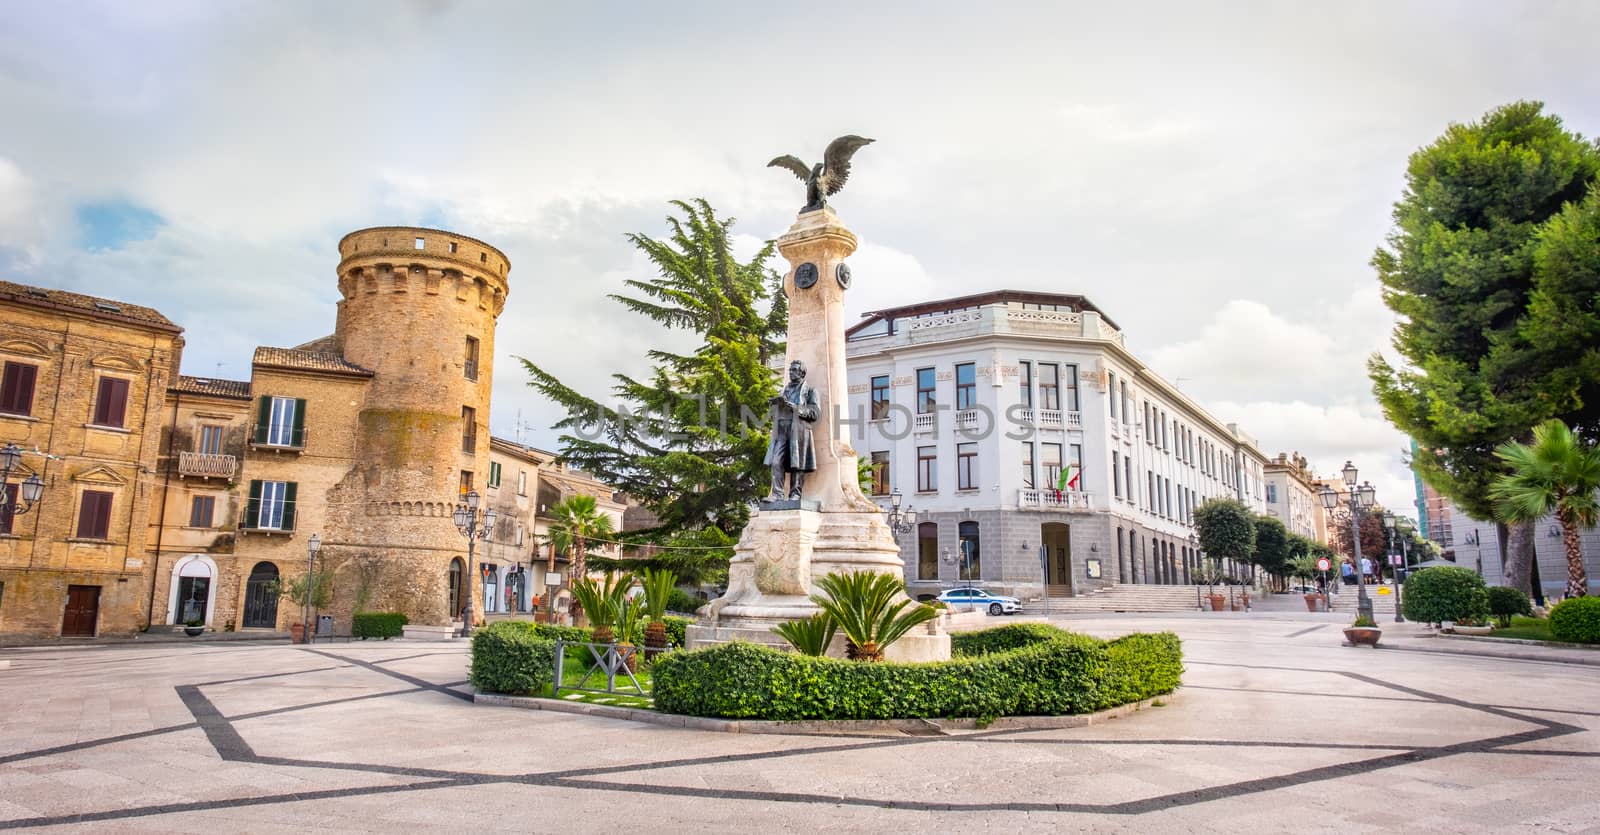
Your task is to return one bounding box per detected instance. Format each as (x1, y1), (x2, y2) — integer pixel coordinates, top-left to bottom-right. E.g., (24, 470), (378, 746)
(302, 648), (471, 702)
(1285, 624), (1327, 638)
(228, 687), (429, 721)
(1187, 684), (1430, 704)
(0, 722), (202, 766)
(199, 665), (351, 687)
(175, 685), (256, 761)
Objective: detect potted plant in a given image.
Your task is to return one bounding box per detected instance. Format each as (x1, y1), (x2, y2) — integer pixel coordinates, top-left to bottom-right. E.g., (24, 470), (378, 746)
(569, 572), (630, 644)
(613, 594), (644, 673)
(638, 568), (678, 658)
(183, 617), (205, 637)
(269, 568), (334, 644)
(1344, 614), (1382, 647)
(810, 571), (938, 662)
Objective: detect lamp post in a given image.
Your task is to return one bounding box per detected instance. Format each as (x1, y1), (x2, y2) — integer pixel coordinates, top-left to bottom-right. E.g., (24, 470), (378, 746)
(304, 533), (321, 645)
(452, 490), (496, 638)
(1319, 461), (1377, 622)
(942, 545), (973, 611)
(0, 443), (46, 525)
(1384, 511), (1410, 624)
(884, 489), (918, 535)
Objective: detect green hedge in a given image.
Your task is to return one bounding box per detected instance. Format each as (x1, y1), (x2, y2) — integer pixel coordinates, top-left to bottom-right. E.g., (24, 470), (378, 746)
(662, 616), (691, 649)
(667, 589), (704, 614)
(1487, 586), (1533, 626)
(950, 623), (1066, 656)
(1549, 597), (1600, 644)
(1401, 566), (1489, 624)
(352, 612), (408, 640)
(470, 621), (557, 695)
(652, 625), (1182, 720)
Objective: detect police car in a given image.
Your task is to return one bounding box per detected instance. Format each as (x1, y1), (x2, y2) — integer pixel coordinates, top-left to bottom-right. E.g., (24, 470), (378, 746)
(935, 587), (1023, 616)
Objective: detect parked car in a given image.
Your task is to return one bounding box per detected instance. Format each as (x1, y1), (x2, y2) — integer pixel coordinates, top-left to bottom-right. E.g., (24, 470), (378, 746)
(936, 587), (1022, 616)
(1287, 585), (1320, 595)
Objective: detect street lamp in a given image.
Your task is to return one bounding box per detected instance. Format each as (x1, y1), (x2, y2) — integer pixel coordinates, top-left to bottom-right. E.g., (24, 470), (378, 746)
(452, 490), (496, 637)
(884, 489), (918, 535)
(0, 443), (46, 523)
(304, 533), (321, 645)
(1320, 461), (1377, 622)
(942, 544), (974, 611)
(1383, 511), (1411, 623)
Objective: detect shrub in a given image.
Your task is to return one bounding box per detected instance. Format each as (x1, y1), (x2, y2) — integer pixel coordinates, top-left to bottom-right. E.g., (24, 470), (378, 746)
(951, 623), (1068, 656)
(1549, 597), (1600, 644)
(662, 616), (691, 649)
(352, 612), (408, 639)
(811, 571), (938, 661)
(1400, 566), (1489, 624)
(666, 588), (704, 614)
(772, 613), (837, 656)
(652, 625), (1182, 720)
(529, 623), (591, 643)
(470, 621), (557, 695)
(1487, 586), (1534, 627)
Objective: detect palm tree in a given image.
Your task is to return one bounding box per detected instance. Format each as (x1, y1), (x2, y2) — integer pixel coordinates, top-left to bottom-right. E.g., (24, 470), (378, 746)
(544, 494), (616, 580)
(1490, 419), (1600, 598)
(810, 571), (938, 662)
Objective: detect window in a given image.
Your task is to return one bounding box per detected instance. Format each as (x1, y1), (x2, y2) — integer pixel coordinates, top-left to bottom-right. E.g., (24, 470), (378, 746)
(414, 236), (425, 249)
(488, 461), (502, 488)
(1041, 443), (1062, 489)
(76, 490), (113, 539)
(1144, 402), (1153, 442)
(1147, 470), (1155, 512)
(92, 377), (130, 428)
(916, 445), (937, 492)
(870, 451), (890, 496)
(916, 368), (936, 414)
(1108, 372), (1118, 419)
(957, 442), (978, 490)
(958, 521), (982, 580)
(1166, 478), (1174, 519)
(1062, 364), (1079, 411)
(1038, 364), (1060, 411)
(189, 495), (215, 528)
(1021, 442), (1035, 490)
(255, 396), (305, 447)
(0, 362), (37, 416)
(459, 470), (474, 497)
(1112, 451), (1122, 498)
(246, 480), (296, 530)
(955, 363), (976, 411)
(870, 375), (891, 420)
(1069, 443), (1084, 492)
(1019, 361), (1032, 409)
(517, 470), (528, 496)
(448, 241), (458, 254)
(197, 425), (224, 455)
(1161, 413), (1169, 450)
(1124, 457), (1132, 503)
(1266, 483), (1278, 503)
(461, 406), (477, 453)
(917, 522), (939, 581)
(1120, 380), (1130, 424)
(464, 336), (480, 381)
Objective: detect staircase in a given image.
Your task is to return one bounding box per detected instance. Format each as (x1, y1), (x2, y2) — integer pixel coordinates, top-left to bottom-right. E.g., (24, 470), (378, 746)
(1326, 586), (1399, 614)
(1031, 584), (1206, 614)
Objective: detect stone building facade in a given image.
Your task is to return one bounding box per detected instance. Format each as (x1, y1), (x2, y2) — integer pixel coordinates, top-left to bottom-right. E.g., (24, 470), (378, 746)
(0, 281), (183, 637)
(844, 290), (1270, 602)
(1264, 452), (1322, 543)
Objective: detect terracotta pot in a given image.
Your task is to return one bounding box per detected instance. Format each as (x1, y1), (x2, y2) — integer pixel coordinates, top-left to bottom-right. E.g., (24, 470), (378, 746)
(1304, 594), (1322, 612)
(1207, 594), (1226, 612)
(290, 623), (307, 644)
(1343, 627), (1382, 648)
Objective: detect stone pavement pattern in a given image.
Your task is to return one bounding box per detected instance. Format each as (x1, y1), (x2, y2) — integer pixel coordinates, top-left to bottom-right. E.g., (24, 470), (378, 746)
(0, 615), (1597, 832)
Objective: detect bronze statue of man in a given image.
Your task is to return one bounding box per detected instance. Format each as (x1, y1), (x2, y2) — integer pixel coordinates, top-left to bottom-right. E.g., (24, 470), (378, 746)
(765, 360), (819, 501)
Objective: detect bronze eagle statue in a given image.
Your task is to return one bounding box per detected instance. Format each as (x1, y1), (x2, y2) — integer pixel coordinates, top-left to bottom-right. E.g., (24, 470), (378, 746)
(768, 135), (875, 213)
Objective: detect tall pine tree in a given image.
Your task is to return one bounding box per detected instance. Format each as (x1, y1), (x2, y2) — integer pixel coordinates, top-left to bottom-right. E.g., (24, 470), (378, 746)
(522, 199), (786, 574)
(1369, 101), (1600, 595)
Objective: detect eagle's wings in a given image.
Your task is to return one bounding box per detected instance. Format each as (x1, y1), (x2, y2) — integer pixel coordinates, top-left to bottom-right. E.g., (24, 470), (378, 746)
(819, 135), (875, 196)
(767, 155), (812, 182)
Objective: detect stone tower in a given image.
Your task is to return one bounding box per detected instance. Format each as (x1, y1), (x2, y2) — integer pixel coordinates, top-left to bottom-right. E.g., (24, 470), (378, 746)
(327, 227), (510, 626)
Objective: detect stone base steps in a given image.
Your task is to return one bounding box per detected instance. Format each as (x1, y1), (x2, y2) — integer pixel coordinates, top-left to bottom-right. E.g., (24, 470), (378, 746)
(1032, 584), (1210, 613)
(1328, 589), (1399, 613)
(401, 623), (464, 641)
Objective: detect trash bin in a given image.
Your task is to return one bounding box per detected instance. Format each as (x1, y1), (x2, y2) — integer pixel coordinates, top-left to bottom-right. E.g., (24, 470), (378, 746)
(317, 615), (334, 637)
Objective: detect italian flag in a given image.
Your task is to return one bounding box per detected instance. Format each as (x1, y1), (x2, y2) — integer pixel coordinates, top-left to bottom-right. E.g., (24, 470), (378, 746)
(1056, 464), (1080, 494)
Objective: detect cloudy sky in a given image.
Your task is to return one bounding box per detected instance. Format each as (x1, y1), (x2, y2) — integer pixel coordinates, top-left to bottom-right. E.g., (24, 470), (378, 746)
(3, 1), (1596, 518)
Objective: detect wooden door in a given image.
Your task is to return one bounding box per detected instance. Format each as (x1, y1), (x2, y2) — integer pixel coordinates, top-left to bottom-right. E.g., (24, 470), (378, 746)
(62, 585), (100, 637)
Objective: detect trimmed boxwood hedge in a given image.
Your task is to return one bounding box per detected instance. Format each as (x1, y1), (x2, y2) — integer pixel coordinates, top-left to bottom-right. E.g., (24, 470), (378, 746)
(1401, 565), (1489, 624)
(470, 621), (558, 695)
(1549, 597), (1600, 644)
(652, 624), (1182, 720)
(352, 612), (408, 640)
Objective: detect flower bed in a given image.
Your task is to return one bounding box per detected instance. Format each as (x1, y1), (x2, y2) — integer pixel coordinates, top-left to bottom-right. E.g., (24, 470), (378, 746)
(651, 624), (1182, 721)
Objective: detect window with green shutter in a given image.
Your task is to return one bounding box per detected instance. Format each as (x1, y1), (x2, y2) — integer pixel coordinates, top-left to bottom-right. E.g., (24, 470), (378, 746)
(488, 461), (501, 488)
(246, 480), (297, 530)
(256, 396), (307, 448)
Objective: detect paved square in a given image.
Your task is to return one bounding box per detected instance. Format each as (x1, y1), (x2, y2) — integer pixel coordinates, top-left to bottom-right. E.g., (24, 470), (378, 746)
(1, 615), (1597, 832)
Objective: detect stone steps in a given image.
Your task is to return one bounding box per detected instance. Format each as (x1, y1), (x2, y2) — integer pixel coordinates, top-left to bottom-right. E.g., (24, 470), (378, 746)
(1031, 584), (1211, 613)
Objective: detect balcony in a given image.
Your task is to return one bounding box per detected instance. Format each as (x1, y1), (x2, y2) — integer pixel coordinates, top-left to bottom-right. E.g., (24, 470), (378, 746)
(1018, 489), (1094, 512)
(914, 412), (936, 433)
(177, 452), (237, 480)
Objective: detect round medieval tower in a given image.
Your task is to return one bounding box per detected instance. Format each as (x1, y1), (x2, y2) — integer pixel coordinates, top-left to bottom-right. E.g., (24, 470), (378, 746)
(329, 227), (509, 627)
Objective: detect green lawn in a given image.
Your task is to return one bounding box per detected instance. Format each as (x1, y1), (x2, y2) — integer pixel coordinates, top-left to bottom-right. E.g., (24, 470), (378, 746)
(534, 646), (657, 709)
(1490, 616), (1555, 642)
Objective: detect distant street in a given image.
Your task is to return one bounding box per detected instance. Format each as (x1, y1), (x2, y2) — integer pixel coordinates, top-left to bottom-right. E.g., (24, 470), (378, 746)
(1, 614), (1596, 832)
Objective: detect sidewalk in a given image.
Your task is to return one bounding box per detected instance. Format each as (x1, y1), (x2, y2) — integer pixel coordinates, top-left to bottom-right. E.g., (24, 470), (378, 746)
(0, 629), (291, 651)
(1378, 629), (1600, 667)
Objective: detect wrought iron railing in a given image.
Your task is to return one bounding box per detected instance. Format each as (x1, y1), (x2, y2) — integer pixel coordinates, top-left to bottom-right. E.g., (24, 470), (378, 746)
(177, 452), (237, 479)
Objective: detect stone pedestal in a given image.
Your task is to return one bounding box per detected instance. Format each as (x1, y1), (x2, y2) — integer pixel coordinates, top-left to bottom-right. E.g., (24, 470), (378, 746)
(687, 208), (950, 662)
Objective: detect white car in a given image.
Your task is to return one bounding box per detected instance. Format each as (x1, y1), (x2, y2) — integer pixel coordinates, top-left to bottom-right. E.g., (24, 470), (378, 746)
(936, 587), (1022, 616)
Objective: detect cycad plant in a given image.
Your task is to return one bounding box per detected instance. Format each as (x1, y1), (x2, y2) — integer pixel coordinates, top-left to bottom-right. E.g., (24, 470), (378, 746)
(772, 613), (837, 657)
(639, 567), (678, 655)
(1490, 419), (1600, 598)
(613, 594), (645, 672)
(810, 571), (938, 662)
(569, 572), (631, 643)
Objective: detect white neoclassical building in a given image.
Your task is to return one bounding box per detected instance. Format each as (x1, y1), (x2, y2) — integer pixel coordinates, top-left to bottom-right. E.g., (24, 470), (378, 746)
(843, 290), (1269, 600)
(1264, 452), (1324, 543)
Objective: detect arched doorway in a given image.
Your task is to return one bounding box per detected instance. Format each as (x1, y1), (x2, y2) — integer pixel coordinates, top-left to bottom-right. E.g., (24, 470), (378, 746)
(1042, 522), (1072, 593)
(242, 562), (280, 629)
(167, 555), (218, 626)
(447, 558), (464, 620)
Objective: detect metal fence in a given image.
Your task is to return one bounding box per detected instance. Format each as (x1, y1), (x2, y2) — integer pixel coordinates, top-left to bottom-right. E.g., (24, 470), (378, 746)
(552, 639), (669, 698)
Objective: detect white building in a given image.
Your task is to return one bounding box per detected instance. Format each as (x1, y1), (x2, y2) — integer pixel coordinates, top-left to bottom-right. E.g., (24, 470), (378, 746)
(844, 290), (1269, 600)
(1264, 452), (1322, 542)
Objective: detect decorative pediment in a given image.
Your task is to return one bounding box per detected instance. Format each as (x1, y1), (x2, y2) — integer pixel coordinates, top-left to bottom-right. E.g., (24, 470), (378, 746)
(0, 338), (52, 359)
(90, 352), (144, 372)
(72, 465), (129, 486)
